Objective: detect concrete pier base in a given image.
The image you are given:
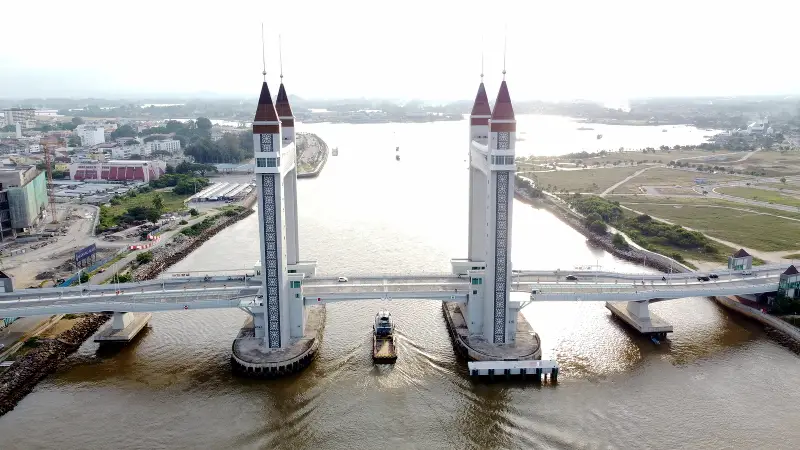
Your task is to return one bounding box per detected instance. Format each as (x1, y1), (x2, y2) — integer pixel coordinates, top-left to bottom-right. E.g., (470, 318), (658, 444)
(606, 301), (673, 337)
(94, 312), (151, 343)
(442, 302), (542, 361)
(231, 305), (325, 378)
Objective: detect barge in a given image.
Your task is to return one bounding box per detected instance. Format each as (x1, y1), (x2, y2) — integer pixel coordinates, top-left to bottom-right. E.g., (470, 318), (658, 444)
(373, 311), (397, 363)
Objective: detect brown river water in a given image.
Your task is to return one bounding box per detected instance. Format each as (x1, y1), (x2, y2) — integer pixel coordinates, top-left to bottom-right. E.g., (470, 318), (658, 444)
(1, 119), (798, 449)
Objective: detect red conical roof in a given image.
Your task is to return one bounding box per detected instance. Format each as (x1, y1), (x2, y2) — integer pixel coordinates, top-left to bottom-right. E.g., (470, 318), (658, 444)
(491, 80), (515, 121)
(275, 83), (293, 118)
(253, 81), (278, 122)
(471, 82), (491, 116)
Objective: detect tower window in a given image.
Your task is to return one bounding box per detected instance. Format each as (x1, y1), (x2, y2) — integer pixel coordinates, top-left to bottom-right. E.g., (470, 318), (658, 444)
(267, 157), (277, 167)
(256, 158), (266, 167)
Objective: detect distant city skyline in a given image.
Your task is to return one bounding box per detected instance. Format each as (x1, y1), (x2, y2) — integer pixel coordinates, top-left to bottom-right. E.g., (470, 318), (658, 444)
(2, 0), (799, 102)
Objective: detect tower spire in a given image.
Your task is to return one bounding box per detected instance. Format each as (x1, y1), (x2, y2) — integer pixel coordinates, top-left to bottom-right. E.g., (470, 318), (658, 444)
(261, 23), (267, 81)
(275, 35), (294, 121)
(279, 34), (284, 83)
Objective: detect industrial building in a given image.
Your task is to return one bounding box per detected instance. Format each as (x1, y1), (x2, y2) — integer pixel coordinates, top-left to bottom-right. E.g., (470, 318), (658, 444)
(69, 160), (166, 182)
(188, 182), (253, 202)
(0, 166), (48, 239)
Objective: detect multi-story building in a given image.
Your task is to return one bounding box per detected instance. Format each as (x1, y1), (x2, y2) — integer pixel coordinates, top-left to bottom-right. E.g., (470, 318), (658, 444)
(0, 190), (15, 241)
(0, 166), (48, 234)
(2, 108), (36, 128)
(75, 125), (106, 146)
(69, 160), (166, 182)
(149, 139), (181, 154)
(110, 143), (151, 160)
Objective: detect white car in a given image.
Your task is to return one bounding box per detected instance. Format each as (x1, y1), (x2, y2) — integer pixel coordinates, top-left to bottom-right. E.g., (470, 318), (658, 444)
(338, 277), (348, 283)
(741, 270), (753, 276)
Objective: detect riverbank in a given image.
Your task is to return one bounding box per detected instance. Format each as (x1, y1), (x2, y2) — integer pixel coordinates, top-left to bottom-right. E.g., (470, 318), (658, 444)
(514, 188), (692, 274)
(132, 202), (255, 280)
(0, 313), (109, 417)
(712, 296), (800, 345)
(296, 132), (328, 178)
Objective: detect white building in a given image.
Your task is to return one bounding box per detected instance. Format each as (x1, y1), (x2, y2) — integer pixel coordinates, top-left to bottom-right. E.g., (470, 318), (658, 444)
(110, 144), (151, 160)
(149, 139), (181, 154)
(76, 125), (105, 146)
(3, 108), (36, 128)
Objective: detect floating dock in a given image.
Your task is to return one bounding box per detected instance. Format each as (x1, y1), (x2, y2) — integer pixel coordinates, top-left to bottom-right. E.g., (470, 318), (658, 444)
(468, 360), (559, 382)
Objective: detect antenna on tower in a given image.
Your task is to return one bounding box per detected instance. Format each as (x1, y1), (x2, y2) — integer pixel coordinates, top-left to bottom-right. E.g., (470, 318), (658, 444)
(480, 35), (484, 83)
(502, 26), (508, 80)
(279, 34), (284, 83)
(260, 23), (267, 81)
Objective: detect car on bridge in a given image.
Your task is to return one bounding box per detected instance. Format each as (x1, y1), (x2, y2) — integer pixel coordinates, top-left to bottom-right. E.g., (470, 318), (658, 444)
(697, 276), (710, 282)
(741, 270), (753, 276)
(565, 275), (578, 281)
(709, 273), (719, 279)
(338, 277), (348, 283)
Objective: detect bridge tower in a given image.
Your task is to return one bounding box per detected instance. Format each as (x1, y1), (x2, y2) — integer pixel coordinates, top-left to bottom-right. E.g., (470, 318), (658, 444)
(458, 76), (518, 345)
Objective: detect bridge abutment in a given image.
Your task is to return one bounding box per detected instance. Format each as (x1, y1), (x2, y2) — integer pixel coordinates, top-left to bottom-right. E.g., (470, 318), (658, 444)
(94, 312), (151, 343)
(605, 301), (673, 337)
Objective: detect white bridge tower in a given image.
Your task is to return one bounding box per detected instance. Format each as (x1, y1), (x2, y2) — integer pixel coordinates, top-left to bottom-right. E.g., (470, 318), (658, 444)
(251, 76), (315, 349)
(455, 76), (518, 345)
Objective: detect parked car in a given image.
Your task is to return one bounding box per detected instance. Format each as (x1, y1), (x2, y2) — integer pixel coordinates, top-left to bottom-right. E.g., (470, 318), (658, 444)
(565, 275), (578, 281)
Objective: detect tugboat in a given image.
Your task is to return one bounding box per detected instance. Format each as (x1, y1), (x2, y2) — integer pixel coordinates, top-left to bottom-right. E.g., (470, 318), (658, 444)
(332, 147), (339, 156)
(596, 134), (603, 140)
(395, 154), (400, 161)
(373, 311), (397, 363)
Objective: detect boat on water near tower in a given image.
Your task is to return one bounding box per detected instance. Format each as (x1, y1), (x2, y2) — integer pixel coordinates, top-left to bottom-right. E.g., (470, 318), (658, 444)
(373, 311), (397, 363)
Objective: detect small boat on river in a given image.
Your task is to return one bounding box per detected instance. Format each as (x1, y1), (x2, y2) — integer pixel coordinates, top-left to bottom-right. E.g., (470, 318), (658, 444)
(373, 311), (397, 363)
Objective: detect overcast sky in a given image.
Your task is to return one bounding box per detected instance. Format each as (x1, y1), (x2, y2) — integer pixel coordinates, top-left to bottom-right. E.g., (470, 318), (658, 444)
(2, 0), (798, 101)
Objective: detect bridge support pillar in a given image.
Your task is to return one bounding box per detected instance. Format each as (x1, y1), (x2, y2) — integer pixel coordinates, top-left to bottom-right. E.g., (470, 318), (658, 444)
(94, 312), (151, 344)
(605, 301), (673, 336)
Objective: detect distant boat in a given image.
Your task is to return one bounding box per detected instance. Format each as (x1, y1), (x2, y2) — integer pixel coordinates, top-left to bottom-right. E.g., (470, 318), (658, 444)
(396, 154), (400, 161)
(596, 134), (603, 140)
(662, 129), (668, 132)
(332, 147), (339, 156)
(396, 146), (399, 152)
(577, 127), (594, 131)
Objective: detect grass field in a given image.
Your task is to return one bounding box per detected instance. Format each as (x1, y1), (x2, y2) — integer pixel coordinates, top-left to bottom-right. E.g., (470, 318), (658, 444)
(526, 165), (645, 193)
(104, 190), (189, 218)
(613, 167), (745, 194)
(617, 199), (800, 251)
(716, 186), (800, 208)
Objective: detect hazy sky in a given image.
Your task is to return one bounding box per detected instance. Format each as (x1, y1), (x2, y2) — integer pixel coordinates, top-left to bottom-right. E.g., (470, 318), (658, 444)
(2, 0), (798, 101)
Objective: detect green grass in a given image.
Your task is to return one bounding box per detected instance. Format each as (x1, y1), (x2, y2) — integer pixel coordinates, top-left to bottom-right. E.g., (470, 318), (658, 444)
(615, 167), (746, 193)
(618, 200), (800, 251)
(783, 253), (800, 260)
(611, 195), (800, 220)
(526, 165), (644, 193)
(99, 190), (189, 230)
(716, 186), (800, 208)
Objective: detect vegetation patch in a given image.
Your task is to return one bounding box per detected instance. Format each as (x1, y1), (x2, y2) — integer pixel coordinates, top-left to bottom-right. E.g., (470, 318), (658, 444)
(568, 195), (732, 264)
(180, 217), (216, 237)
(716, 187), (800, 208)
(99, 189), (190, 232)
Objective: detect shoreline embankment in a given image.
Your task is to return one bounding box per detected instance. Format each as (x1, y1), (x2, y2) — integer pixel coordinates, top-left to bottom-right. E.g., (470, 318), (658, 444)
(0, 314), (109, 417)
(296, 132), (328, 179)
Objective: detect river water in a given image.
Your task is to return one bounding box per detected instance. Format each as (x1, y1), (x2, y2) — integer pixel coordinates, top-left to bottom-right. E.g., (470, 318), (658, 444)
(2, 117), (799, 449)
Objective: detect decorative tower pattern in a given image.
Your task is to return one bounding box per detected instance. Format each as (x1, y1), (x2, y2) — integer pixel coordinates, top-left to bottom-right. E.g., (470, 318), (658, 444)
(252, 81), (286, 348)
(487, 80), (516, 344)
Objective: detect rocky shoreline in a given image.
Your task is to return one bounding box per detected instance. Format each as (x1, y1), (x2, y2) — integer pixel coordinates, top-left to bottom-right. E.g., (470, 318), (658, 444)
(515, 189), (689, 274)
(0, 313), (109, 417)
(296, 132), (328, 179)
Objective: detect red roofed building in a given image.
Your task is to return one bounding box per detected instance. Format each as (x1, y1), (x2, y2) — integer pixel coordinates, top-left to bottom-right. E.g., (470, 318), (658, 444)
(68, 160), (167, 182)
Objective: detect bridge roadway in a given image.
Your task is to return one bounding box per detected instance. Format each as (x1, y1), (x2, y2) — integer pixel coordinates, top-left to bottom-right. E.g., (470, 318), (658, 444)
(0, 267), (782, 317)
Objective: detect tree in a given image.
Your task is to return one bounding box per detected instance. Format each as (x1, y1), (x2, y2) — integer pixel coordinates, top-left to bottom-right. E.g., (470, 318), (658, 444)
(136, 251), (154, 264)
(196, 117), (212, 133)
(111, 124), (137, 139)
(612, 233), (629, 249)
(145, 208), (161, 223)
(68, 135), (81, 147)
(152, 193), (164, 212)
(165, 164), (175, 174)
(79, 271), (91, 283)
(71, 117), (84, 126)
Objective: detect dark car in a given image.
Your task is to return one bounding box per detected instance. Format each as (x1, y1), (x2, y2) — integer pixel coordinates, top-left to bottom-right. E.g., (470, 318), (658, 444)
(709, 273), (719, 279)
(565, 275), (578, 281)
(697, 276), (710, 282)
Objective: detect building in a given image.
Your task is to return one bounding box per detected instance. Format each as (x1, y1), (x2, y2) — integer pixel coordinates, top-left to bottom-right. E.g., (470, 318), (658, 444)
(728, 248), (753, 271)
(0, 166), (48, 235)
(2, 108), (35, 128)
(149, 139), (181, 154)
(68, 160), (166, 182)
(110, 144), (151, 160)
(778, 265), (800, 300)
(75, 125), (106, 146)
